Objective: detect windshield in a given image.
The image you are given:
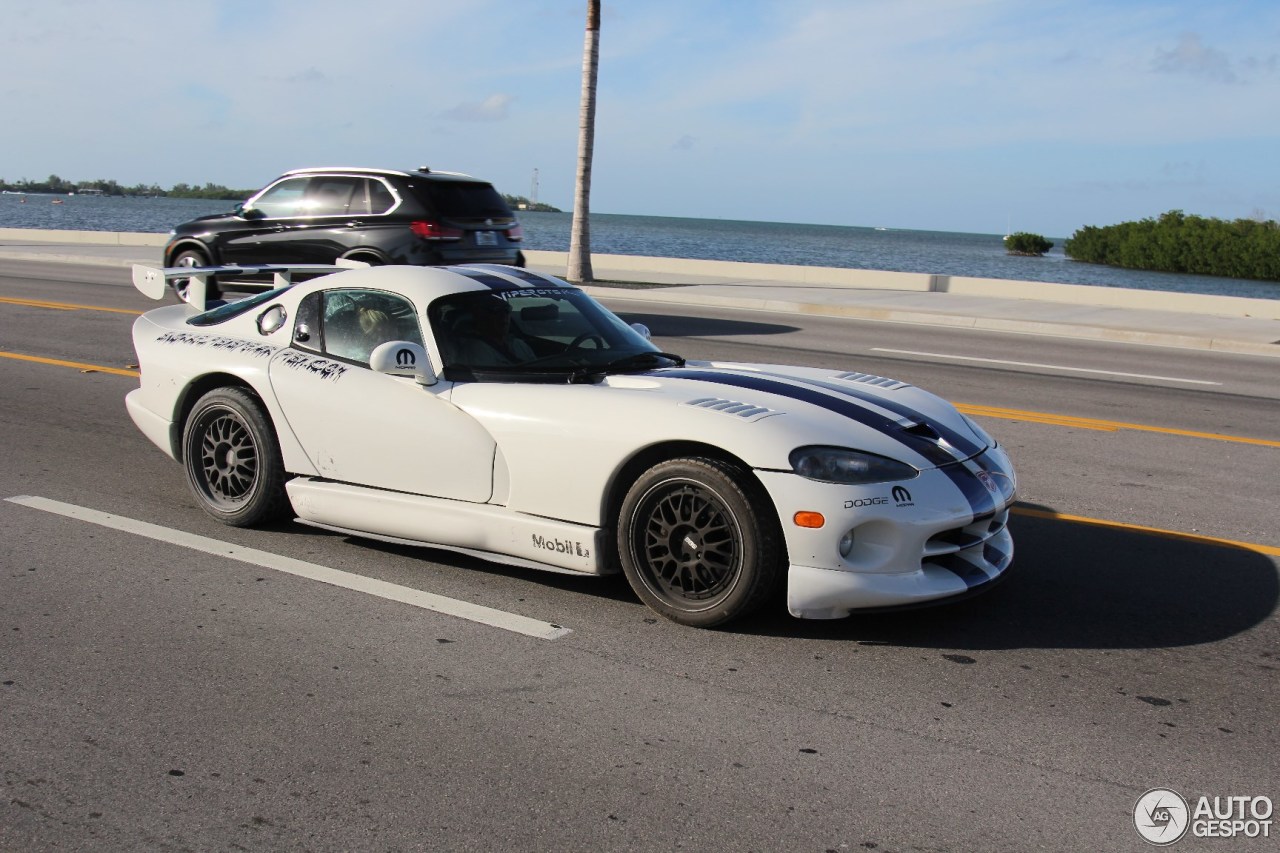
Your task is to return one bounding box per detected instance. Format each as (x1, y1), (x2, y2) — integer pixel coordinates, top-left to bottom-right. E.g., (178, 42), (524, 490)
(429, 287), (679, 381)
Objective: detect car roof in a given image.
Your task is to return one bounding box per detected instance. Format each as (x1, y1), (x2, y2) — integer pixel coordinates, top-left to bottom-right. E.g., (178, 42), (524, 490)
(280, 166), (477, 181)
(298, 264), (580, 304)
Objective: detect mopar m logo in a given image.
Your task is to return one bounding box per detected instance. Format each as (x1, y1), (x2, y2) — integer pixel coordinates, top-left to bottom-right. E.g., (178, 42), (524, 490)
(892, 486), (914, 507)
(395, 348), (416, 367)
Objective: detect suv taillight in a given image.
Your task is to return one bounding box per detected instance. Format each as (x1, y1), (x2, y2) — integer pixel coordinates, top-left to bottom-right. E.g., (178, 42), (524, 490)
(506, 224), (524, 242)
(410, 220), (463, 240)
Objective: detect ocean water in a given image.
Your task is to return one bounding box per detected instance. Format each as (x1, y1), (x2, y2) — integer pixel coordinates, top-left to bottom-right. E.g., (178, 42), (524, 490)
(2, 193), (1276, 299)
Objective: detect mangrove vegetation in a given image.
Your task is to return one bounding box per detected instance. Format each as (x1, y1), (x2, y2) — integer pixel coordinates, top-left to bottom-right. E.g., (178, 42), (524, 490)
(1066, 210), (1280, 283)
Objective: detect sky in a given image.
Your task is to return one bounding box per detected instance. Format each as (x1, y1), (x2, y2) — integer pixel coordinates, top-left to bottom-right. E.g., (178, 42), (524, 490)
(2, 0), (1278, 237)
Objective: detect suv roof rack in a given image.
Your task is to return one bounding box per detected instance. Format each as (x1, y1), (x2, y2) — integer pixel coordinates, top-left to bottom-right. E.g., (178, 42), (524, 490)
(281, 166), (474, 179)
(281, 166), (411, 177)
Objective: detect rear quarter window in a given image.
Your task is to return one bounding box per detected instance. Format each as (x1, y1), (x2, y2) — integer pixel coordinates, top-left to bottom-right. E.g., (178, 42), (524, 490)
(414, 182), (512, 219)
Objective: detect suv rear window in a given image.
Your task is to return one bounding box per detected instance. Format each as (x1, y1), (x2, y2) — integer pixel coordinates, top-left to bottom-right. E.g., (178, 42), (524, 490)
(414, 181), (512, 220)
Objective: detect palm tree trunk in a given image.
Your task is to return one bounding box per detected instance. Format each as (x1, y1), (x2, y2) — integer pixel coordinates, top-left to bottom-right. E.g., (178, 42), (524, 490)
(567, 0), (600, 284)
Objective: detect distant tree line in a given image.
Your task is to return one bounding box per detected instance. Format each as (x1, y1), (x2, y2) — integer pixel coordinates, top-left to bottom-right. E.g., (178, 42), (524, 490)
(502, 194), (561, 213)
(0, 174), (253, 200)
(1066, 210), (1280, 283)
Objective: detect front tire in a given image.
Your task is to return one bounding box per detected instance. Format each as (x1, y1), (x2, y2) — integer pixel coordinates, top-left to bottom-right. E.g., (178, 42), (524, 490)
(618, 457), (783, 627)
(182, 388), (290, 527)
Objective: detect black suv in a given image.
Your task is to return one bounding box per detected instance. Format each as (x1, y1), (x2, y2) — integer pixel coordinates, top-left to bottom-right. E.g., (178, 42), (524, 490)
(164, 166), (525, 274)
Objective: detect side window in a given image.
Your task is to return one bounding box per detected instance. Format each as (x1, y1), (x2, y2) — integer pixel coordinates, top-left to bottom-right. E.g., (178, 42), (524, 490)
(250, 177), (309, 218)
(320, 289), (424, 365)
(347, 179), (371, 216)
(345, 179), (395, 215)
(293, 292), (323, 352)
(368, 179), (396, 214)
(305, 177), (358, 216)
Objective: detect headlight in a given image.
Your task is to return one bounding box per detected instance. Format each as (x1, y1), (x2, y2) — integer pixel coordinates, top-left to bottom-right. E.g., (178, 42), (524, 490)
(961, 414), (996, 448)
(789, 446), (918, 485)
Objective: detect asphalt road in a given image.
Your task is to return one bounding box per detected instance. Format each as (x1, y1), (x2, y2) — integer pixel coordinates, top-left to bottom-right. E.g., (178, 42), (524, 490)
(1, 260), (1277, 852)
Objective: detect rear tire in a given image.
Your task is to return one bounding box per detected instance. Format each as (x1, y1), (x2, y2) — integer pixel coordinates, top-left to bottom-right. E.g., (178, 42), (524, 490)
(182, 388), (290, 527)
(618, 457), (783, 627)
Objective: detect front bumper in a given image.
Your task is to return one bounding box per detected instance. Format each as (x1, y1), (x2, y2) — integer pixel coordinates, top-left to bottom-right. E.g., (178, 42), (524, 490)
(757, 446), (1017, 619)
(785, 520), (1013, 618)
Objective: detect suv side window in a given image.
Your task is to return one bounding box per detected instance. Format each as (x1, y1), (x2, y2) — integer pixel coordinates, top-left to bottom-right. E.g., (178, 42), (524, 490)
(369, 179), (396, 214)
(305, 177), (359, 217)
(251, 177), (309, 219)
(320, 289), (424, 365)
(347, 178), (398, 216)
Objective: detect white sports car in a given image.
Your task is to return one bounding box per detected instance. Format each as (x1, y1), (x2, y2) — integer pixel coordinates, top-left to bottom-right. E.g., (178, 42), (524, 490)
(126, 262), (1016, 627)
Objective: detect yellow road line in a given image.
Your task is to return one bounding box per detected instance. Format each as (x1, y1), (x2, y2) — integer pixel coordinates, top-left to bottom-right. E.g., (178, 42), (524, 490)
(958, 402), (1280, 448)
(2, 303), (1276, 449)
(0, 350), (139, 377)
(0, 295), (143, 315)
(1011, 506), (1280, 557)
(1, 347), (1275, 558)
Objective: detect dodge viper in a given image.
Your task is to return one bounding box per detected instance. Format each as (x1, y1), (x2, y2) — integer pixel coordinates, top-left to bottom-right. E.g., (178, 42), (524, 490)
(126, 262), (1016, 627)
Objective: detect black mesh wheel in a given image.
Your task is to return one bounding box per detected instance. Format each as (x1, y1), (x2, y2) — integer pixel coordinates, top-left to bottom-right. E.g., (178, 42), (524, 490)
(182, 388), (290, 527)
(618, 457), (782, 627)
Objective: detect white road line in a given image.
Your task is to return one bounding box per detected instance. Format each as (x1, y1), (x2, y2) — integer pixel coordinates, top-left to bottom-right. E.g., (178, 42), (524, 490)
(870, 348), (1222, 385)
(5, 495), (572, 641)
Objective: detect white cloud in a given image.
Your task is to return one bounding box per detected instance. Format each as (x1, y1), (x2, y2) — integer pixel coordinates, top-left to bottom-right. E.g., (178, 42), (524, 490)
(441, 94), (516, 123)
(1152, 33), (1237, 83)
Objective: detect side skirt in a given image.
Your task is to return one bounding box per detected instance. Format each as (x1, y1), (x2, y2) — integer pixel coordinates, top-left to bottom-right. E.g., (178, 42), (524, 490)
(286, 477), (613, 576)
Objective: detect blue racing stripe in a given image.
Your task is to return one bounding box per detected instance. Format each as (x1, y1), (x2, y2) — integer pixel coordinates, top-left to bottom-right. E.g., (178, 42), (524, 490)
(660, 368), (996, 520)
(663, 368), (907, 441)
(493, 267), (572, 288)
(449, 269), (520, 291)
(952, 464), (999, 520)
(754, 370), (984, 459)
(933, 554), (991, 589)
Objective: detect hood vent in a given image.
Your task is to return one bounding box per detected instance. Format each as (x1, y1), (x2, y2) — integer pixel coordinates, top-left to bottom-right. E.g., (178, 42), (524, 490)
(834, 371), (910, 391)
(684, 397), (779, 421)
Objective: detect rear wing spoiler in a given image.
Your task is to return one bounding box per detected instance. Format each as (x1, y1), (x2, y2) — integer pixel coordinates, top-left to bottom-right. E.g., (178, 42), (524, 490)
(130, 260), (367, 311)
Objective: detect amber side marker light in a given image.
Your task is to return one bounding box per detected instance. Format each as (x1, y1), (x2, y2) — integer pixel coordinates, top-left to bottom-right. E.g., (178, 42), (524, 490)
(793, 511), (826, 529)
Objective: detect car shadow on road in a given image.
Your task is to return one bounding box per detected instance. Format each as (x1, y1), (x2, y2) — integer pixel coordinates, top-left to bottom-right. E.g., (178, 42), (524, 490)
(614, 312), (800, 338)
(266, 502), (1277, 650)
(743, 502), (1279, 649)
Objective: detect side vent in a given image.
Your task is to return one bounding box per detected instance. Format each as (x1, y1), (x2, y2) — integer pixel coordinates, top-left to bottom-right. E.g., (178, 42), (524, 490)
(834, 371), (910, 391)
(683, 397), (780, 421)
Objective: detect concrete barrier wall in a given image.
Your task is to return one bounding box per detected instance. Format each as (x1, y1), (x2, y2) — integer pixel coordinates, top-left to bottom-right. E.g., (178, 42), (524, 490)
(0, 227), (168, 247)
(526, 251), (1280, 320)
(936, 274), (1280, 319)
(4, 227), (1277, 320)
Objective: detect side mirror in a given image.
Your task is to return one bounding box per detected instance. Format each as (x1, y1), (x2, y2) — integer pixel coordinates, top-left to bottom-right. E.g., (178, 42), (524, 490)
(369, 341), (437, 386)
(240, 206), (266, 221)
(630, 322), (651, 340)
